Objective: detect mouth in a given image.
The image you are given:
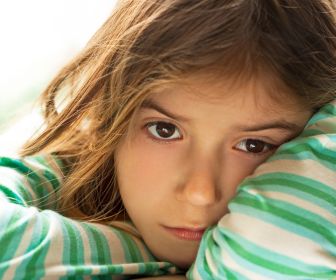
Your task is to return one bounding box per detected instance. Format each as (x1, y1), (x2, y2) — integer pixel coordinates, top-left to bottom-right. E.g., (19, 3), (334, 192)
(163, 226), (206, 241)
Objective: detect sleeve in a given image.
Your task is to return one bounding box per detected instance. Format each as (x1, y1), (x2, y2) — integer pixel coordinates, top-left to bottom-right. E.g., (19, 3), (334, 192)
(0, 155), (179, 279)
(187, 101), (336, 280)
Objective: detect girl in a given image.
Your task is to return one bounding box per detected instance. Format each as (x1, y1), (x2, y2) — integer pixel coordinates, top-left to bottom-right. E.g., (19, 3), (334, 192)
(0, 0), (335, 279)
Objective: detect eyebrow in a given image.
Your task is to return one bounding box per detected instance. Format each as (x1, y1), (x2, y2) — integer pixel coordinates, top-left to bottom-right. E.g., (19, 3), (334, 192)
(235, 121), (301, 132)
(140, 99), (301, 132)
(140, 99), (191, 122)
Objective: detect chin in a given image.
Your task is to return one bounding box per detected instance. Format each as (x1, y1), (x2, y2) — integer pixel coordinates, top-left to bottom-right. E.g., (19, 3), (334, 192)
(152, 246), (198, 269)
(174, 259), (194, 270)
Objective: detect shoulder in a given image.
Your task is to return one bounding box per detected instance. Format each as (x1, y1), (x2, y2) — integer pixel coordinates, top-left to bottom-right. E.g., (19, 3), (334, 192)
(0, 153), (65, 208)
(0, 153), (64, 179)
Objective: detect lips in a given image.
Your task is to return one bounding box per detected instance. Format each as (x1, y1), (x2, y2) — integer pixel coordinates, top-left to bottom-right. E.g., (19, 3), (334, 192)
(163, 226), (206, 241)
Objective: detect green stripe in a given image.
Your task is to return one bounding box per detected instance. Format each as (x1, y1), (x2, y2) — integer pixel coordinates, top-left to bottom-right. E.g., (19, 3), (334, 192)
(306, 103), (336, 127)
(27, 156), (62, 210)
(81, 223), (114, 276)
(275, 139), (336, 163)
(216, 228), (334, 278)
(189, 228), (216, 280)
(114, 228), (143, 263)
(242, 173), (336, 208)
(207, 231), (237, 280)
(13, 180), (35, 205)
(0, 207), (29, 279)
(60, 219), (86, 277)
(271, 152), (336, 173)
(14, 212), (51, 279)
(0, 184), (26, 205)
(0, 157), (48, 206)
(33, 155), (62, 192)
(300, 128), (325, 137)
(39, 169), (60, 210)
(0, 168), (35, 205)
(42, 167), (60, 190)
(137, 261), (171, 275)
(231, 195), (336, 247)
(190, 228), (248, 280)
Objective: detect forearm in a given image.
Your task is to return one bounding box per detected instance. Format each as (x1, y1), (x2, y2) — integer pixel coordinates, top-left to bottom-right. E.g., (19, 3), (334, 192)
(188, 101), (336, 279)
(0, 200), (178, 278)
(137, 276), (187, 279)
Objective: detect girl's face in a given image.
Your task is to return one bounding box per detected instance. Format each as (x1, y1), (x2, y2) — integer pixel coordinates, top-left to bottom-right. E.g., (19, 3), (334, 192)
(115, 74), (312, 268)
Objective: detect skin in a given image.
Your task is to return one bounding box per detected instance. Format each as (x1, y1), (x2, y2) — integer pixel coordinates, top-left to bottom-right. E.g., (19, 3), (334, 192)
(114, 74), (312, 269)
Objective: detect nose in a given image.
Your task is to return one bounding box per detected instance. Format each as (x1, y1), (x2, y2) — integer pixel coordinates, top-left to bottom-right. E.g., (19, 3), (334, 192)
(176, 160), (219, 207)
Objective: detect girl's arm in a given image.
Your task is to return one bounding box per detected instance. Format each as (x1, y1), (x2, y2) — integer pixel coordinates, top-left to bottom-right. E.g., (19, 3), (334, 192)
(188, 101), (336, 279)
(0, 155), (179, 279)
(137, 277), (187, 279)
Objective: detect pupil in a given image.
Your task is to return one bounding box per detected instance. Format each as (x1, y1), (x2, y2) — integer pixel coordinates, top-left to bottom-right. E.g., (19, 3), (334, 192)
(246, 139), (264, 153)
(156, 122), (175, 138)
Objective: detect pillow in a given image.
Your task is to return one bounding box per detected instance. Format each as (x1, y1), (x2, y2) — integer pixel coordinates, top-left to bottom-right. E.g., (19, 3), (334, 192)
(188, 101), (336, 279)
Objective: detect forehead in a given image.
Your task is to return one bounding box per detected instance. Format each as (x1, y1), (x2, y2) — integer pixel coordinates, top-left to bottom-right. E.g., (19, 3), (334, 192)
(147, 73), (309, 118)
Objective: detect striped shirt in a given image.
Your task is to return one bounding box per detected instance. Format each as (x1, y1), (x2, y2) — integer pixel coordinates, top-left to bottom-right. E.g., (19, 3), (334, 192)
(1, 101), (336, 279)
(0, 155), (180, 279)
(187, 101), (336, 279)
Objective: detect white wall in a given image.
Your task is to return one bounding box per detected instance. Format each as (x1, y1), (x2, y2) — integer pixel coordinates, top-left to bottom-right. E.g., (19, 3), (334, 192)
(0, 0), (118, 156)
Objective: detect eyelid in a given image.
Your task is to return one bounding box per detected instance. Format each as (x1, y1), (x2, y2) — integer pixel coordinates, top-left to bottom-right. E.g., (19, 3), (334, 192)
(235, 133), (287, 146)
(143, 117), (182, 132)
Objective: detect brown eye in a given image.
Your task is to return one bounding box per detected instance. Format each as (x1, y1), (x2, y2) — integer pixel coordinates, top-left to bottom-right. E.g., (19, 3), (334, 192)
(235, 139), (276, 154)
(147, 121), (181, 140)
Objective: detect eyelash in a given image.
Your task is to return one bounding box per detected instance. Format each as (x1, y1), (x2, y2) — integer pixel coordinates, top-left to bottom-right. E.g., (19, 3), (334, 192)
(234, 139), (278, 157)
(144, 121), (279, 155)
(144, 121), (183, 143)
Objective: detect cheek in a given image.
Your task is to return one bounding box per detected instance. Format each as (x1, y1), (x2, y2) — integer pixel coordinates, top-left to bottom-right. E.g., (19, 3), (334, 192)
(223, 153), (270, 197)
(115, 137), (181, 205)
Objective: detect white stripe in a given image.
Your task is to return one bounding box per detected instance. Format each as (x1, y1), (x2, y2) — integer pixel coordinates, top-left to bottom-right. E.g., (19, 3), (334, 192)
(43, 155), (65, 180)
(0, 192), (8, 202)
(107, 221), (152, 261)
(219, 213), (336, 268)
(308, 119), (336, 134)
(101, 221), (157, 263)
(0, 168), (38, 205)
(212, 229), (272, 280)
(247, 189), (335, 223)
(41, 211), (66, 277)
(254, 158), (336, 191)
(88, 222), (127, 265)
(188, 266), (202, 280)
(313, 134), (336, 150)
(24, 158), (59, 208)
(202, 242), (219, 278)
(2, 205), (41, 279)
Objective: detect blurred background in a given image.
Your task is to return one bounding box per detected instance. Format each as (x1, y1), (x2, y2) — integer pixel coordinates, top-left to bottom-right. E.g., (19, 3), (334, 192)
(0, 0), (117, 155)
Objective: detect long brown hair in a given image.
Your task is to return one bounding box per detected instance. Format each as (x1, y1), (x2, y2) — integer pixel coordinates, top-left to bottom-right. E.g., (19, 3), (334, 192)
(21, 0), (336, 223)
